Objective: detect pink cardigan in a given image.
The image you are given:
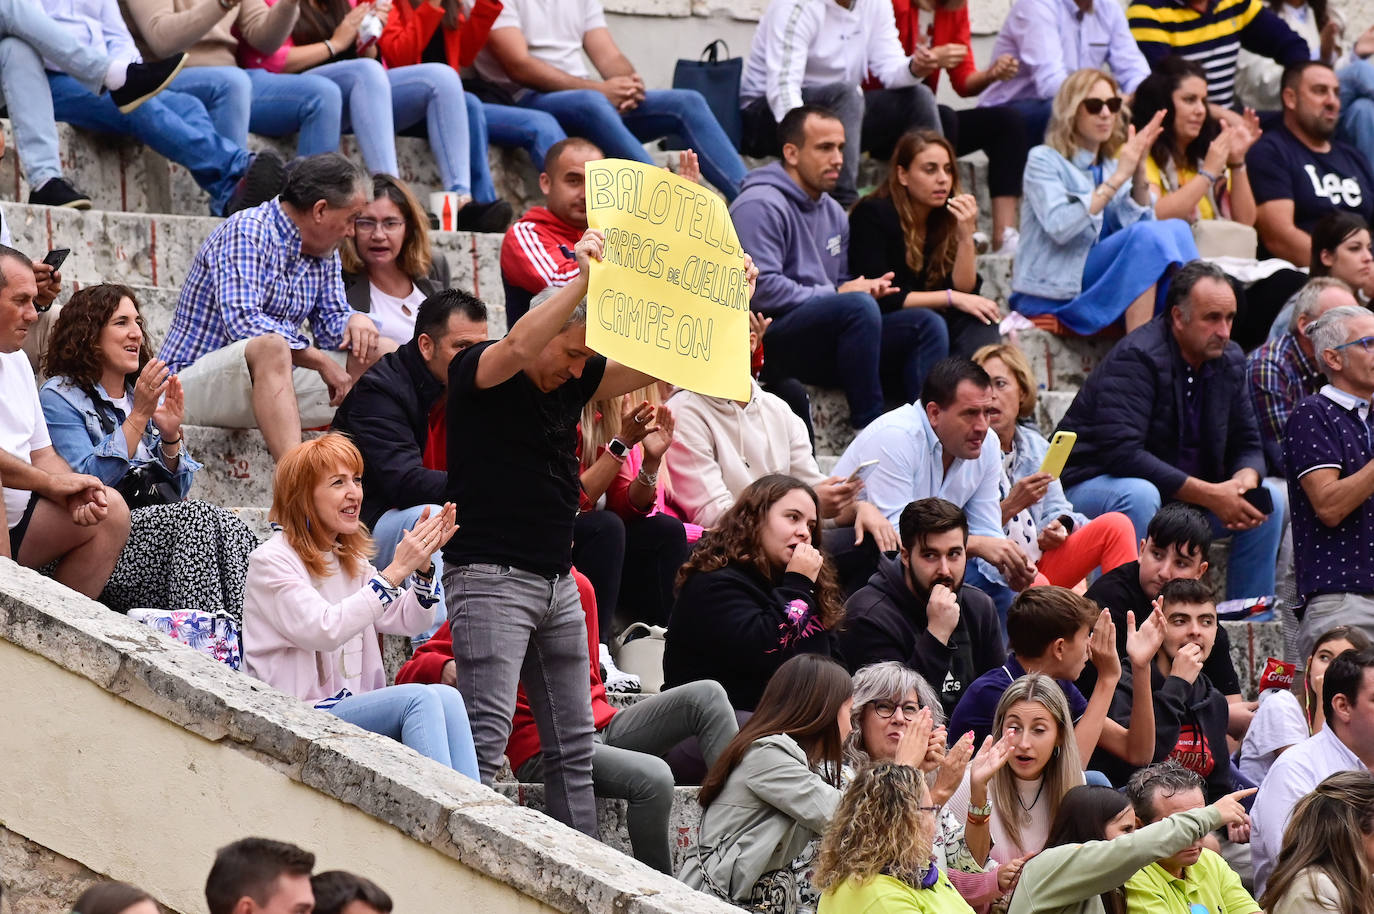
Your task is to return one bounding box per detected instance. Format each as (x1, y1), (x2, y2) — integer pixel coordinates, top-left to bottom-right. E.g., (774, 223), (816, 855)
(243, 532), (434, 703)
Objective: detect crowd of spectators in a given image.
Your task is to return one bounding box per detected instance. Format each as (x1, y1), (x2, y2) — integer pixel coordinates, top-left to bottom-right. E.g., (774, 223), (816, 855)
(16, 0), (1374, 907)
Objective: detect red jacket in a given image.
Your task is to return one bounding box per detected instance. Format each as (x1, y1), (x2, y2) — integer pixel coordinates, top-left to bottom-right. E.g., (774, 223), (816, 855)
(378, 0), (502, 71)
(500, 206), (584, 294)
(864, 0), (976, 96)
(394, 567), (618, 774)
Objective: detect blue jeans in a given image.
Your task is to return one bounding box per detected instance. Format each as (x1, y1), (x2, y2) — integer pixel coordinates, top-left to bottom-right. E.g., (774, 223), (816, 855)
(481, 98), (564, 171)
(444, 562), (597, 837)
(521, 87), (747, 200)
(329, 683), (479, 780)
(964, 559), (1016, 635)
(244, 67), (344, 156)
(1339, 58), (1374, 158)
(1065, 475), (1163, 541)
(373, 504), (446, 645)
(388, 63), (475, 195)
(0, 0), (110, 189)
(47, 74), (250, 214)
(760, 292), (949, 427)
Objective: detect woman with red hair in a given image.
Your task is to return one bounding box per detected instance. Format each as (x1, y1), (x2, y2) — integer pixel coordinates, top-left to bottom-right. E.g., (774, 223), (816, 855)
(243, 433), (477, 779)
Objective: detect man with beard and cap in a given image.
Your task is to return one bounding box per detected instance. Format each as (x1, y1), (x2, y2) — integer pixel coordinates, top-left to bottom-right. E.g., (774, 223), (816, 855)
(1248, 61), (1374, 267)
(840, 497), (1003, 717)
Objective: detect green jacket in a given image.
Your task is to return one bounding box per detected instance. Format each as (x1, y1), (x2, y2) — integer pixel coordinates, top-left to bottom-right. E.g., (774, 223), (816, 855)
(1005, 808), (1222, 914)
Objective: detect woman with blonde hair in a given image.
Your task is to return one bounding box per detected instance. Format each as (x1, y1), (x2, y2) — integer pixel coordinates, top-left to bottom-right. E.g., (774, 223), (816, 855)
(340, 173), (452, 346)
(575, 384), (692, 638)
(946, 674), (1084, 866)
(814, 762), (977, 914)
(1011, 68), (1197, 335)
(1261, 770), (1374, 913)
(968, 343), (1136, 612)
(243, 433), (477, 779)
(848, 130), (1000, 360)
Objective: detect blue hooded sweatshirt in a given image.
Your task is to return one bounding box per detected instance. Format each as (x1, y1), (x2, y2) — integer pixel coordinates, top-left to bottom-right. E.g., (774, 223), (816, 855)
(729, 162), (851, 315)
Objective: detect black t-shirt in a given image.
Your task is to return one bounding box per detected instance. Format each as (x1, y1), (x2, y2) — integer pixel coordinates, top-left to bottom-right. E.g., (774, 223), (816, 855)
(1077, 561), (1241, 697)
(442, 340), (607, 575)
(1248, 124), (1374, 243)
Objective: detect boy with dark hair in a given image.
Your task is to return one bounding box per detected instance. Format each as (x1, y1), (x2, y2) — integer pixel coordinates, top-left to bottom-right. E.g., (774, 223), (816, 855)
(841, 497), (1004, 716)
(204, 838), (315, 914)
(310, 871), (392, 914)
(1099, 578), (1234, 800)
(948, 585), (1160, 768)
(1079, 503), (1245, 725)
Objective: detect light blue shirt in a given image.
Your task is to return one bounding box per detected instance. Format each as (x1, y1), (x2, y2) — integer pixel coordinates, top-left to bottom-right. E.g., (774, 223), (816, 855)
(1013, 144), (1155, 301)
(44, 0), (141, 69)
(979, 0), (1151, 107)
(38, 377), (200, 498)
(832, 402), (1004, 534)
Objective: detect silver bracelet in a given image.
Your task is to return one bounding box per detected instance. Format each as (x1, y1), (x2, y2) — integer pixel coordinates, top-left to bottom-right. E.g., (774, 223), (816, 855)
(635, 468), (658, 487)
(323, 38), (336, 57)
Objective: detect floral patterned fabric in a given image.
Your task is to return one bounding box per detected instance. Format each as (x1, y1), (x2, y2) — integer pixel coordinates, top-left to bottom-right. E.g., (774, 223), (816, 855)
(127, 608), (243, 670)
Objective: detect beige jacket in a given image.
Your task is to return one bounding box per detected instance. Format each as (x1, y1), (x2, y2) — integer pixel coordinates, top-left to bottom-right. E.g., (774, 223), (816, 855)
(120, 0), (299, 67)
(664, 380), (825, 529)
(1269, 869), (1344, 914)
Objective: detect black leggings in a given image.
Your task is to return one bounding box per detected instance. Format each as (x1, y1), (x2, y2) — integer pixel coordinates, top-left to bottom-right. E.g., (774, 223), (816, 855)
(572, 509), (690, 640)
(938, 104), (1029, 199)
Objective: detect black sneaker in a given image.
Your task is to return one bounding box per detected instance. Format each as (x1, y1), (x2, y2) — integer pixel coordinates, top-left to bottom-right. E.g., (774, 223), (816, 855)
(224, 151), (287, 216)
(454, 198), (514, 233)
(110, 53), (187, 114)
(29, 177), (92, 210)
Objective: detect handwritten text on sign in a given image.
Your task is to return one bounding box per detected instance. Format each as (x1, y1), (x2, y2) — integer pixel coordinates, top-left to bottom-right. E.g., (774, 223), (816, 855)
(586, 159), (751, 401)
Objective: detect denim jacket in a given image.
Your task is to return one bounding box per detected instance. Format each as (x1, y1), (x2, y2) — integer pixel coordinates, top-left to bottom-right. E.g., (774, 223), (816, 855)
(1012, 144), (1154, 300)
(38, 376), (201, 497)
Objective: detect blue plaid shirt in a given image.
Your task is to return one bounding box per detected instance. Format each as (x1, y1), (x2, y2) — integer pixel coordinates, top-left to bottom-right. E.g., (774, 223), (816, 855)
(158, 199), (355, 372)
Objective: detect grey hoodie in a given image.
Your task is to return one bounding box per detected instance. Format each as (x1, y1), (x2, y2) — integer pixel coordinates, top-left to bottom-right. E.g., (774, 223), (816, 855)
(729, 162), (851, 315)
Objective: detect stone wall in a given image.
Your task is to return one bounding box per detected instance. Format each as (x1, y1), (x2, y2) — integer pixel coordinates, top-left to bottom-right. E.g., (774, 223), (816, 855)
(0, 560), (738, 914)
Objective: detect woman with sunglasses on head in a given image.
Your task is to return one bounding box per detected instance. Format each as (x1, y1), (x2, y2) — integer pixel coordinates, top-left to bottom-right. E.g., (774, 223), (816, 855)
(1011, 69), (1197, 336)
(340, 174), (452, 347)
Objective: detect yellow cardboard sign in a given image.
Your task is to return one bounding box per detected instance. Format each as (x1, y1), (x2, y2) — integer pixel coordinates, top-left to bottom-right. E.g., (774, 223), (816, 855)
(585, 159), (751, 402)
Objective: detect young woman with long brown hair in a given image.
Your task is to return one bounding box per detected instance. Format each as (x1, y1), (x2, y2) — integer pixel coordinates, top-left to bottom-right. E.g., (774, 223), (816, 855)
(663, 474), (845, 711)
(242, 433), (476, 779)
(848, 130), (1002, 360)
(1261, 770), (1374, 914)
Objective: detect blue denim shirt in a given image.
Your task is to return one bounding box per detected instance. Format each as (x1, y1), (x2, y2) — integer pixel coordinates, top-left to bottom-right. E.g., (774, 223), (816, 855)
(1013, 144), (1154, 300)
(38, 377), (201, 497)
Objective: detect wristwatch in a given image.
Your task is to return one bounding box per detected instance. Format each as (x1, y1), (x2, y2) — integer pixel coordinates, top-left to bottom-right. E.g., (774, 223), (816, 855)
(607, 437), (630, 461)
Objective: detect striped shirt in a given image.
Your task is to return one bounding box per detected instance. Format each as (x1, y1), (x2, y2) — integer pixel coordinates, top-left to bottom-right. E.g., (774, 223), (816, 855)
(158, 199), (354, 372)
(1128, 0), (1309, 107)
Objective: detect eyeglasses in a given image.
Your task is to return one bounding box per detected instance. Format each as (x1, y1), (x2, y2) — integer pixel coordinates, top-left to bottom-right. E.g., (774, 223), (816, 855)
(1332, 335), (1374, 353)
(354, 217), (406, 234)
(1081, 97), (1123, 115)
(871, 700), (922, 719)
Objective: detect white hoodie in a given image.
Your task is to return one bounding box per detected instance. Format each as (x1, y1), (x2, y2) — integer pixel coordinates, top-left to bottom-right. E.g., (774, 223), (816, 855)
(740, 0), (918, 122)
(665, 380), (826, 528)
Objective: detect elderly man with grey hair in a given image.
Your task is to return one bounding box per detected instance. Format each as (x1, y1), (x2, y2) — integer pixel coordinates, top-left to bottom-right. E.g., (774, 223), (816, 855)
(1284, 303), (1374, 658)
(1248, 278), (1360, 476)
(158, 153), (384, 461)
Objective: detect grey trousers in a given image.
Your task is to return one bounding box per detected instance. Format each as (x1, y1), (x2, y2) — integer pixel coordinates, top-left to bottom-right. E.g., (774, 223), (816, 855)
(516, 679), (739, 873)
(1299, 590), (1374, 661)
(445, 563), (598, 838)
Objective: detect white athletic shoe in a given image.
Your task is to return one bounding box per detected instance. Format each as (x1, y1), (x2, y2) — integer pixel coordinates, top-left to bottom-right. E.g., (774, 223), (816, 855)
(599, 642), (641, 693)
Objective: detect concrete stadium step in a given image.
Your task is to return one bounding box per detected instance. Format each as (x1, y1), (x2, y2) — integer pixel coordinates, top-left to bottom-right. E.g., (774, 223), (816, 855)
(1008, 326), (1115, 397)
(0, 119), (545, 220)
(185, 425), (306, 508)
(491, 781), (701, 874)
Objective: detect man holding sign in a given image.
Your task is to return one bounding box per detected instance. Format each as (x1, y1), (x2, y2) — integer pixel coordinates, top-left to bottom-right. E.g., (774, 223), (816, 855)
(441, 227), (756, 837)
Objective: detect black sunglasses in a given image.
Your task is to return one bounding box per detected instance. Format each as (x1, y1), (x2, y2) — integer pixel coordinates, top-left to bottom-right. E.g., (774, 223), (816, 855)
(1081, 97), (1123, 115)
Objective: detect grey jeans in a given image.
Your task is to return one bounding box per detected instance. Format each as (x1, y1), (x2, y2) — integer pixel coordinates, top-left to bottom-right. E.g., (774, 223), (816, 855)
(516, 679), (739, 873)
(445, 562), (598, 837)
(1299, 590), (1374, 661)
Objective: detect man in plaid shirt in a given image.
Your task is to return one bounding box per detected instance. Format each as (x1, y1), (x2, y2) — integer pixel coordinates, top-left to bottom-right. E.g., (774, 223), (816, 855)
(1246, 278), (1356, 476)
(159, 154), (385, 461)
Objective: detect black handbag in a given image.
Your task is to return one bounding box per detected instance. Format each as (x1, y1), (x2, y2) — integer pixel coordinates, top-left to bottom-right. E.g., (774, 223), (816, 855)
(670, 40), (743, 151)
(85, 388), (181, 510)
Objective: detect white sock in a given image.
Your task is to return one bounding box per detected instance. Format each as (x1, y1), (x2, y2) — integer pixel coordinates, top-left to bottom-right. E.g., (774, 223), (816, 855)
(104, 60), (129, 92)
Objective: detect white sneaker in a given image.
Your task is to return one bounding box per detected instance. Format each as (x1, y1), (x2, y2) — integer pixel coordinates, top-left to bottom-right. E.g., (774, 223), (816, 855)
(998, 227), (1020, 255)
(599, 642), (641, 693)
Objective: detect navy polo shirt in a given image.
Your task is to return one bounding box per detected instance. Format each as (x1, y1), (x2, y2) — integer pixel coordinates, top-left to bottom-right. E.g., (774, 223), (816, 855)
(946, 653), (1088, 747)
(1285, 385), (1374, 601)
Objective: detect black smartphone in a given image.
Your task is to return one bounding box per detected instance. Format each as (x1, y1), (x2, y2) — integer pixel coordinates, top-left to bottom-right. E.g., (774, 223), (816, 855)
(1243, 487), (1274, 515)
(42, 248), (70, 271)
